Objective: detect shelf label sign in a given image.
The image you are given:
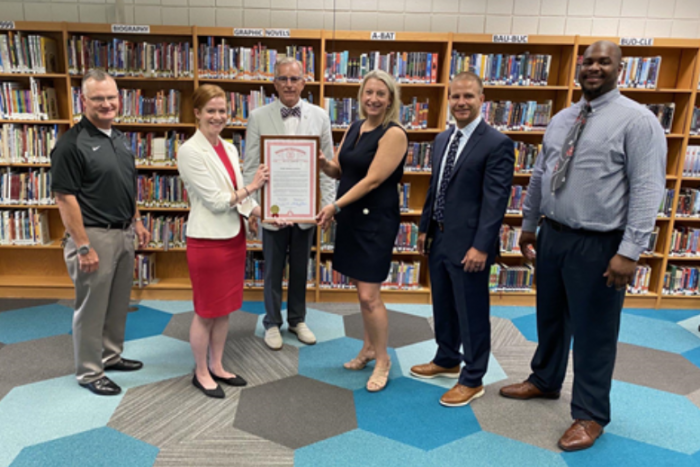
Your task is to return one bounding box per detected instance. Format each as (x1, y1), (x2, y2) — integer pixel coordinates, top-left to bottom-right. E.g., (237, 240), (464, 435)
(492, 34), (528, 43)
(111, 24), (151, 34)
(266, 29), (291, 38)
(620, 37), (654, 46)
(371, 31), (396, 41)
(234, 28), (264, 37)
(0, 22), (15, 30)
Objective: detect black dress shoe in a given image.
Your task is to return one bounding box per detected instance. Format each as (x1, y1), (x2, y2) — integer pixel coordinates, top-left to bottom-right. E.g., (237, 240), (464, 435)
(80, 376), (122, 396)
(210, 369), (247, 387)
(105, 358), (143, 372)
(192, 374), (225, 398)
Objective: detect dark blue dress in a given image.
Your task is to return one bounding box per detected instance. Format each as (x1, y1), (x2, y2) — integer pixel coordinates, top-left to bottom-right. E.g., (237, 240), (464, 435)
(332, 120), (408, 283)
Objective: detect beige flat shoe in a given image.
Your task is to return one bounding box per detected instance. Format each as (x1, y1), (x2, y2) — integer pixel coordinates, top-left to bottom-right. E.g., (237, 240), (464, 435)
(367, 361), (391, 392)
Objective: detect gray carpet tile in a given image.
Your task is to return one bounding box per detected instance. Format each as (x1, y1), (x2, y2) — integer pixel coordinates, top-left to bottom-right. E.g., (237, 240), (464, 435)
(56, 299), (74, 309)
(220, 336), (298, 388)
(428, 317), (434, 333)
(491, 316), (531, 349)
(0, 298), (57, 313)
(688, 388), (700, 410)
(613, 343), (700, 395)
(309, 303), (362, 316)
(163, 311), (259, 343)
(234, 375), (357, 449)
(0, 334), (75, 399)
(109, 374), (242, 448)
(343, 310), (434, 349)
(472, 378), (574, 452)
(154, 428), (293, 466)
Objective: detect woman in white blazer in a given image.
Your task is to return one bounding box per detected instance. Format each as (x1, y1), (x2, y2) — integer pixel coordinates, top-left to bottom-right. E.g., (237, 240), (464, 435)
(177, 84), (268, 398)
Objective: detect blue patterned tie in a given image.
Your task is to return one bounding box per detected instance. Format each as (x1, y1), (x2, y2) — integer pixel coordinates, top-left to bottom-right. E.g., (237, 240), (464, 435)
(550, 104), (591, 192)
(434, 130), (463, 223)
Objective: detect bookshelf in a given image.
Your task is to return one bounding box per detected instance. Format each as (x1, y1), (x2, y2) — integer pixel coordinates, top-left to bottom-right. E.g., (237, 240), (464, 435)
(1, 22), (700, 308)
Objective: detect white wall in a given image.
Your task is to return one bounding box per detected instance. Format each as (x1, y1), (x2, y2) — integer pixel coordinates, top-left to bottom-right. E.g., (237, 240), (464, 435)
(1, 0), (700, 39)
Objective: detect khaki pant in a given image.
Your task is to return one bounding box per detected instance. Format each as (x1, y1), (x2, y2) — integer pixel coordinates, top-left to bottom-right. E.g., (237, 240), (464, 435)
(64, 227), (135, 384)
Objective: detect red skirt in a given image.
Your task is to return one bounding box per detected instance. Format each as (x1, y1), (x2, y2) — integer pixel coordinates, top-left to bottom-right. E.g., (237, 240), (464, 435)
(186, 227), (246, 319)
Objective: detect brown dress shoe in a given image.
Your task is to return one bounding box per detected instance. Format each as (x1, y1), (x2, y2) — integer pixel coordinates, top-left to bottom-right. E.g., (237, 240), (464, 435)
(499, 381), (560, 400)
(410, 361), (460, 379)
(558, 420), (604, 451)
(439, 383), (485, 407)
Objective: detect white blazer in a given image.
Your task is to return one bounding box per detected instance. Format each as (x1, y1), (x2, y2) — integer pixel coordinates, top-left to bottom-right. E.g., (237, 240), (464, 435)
(243, 99), (336, 231)
(177, 129), (256, 239)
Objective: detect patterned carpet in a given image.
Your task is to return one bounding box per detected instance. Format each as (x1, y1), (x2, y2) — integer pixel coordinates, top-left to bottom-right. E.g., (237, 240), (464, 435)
(1, 299), (700, 466)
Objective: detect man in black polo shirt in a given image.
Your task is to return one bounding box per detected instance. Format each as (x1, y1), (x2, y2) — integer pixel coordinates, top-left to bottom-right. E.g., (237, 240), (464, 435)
(51, 69), (151, 396)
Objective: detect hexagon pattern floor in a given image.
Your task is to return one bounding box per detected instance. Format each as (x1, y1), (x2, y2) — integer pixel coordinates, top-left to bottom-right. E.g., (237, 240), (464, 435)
(1, 299), (700, 466)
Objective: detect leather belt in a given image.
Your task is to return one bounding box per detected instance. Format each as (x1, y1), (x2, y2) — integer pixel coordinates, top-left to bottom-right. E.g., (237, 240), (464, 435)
(85, 221), (132, 230)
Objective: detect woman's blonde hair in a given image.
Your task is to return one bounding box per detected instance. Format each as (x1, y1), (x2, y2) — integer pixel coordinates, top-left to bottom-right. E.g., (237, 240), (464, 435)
(357, 70), (402, 128)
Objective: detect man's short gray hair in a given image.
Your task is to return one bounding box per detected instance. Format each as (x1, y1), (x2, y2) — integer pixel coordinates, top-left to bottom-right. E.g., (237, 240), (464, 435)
(274, 57), (304, 78)
(81, 69), (116, 95)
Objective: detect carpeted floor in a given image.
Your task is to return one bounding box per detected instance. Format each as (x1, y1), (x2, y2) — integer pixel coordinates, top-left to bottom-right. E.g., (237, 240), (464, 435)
(1, 298), (700, 466)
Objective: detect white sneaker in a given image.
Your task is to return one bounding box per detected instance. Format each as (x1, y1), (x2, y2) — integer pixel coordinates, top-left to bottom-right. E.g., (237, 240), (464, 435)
(264, 327), (283, 350)
(288, 322), (317, 345)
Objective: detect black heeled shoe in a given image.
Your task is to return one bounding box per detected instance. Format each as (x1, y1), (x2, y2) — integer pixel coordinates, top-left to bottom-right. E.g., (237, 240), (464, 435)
(210, 369), (247, 387)
(192, 374), (225, 398)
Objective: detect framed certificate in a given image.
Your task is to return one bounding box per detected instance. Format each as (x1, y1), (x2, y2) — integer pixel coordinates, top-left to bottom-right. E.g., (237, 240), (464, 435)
(260, 135), (320, 223)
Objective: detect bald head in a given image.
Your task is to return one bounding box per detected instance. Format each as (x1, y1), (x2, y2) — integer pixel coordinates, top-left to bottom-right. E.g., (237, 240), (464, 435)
(579, 40), (623, 100)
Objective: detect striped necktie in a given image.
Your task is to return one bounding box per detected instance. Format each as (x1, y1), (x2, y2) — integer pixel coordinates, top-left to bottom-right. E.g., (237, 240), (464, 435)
(434, 130), (463, 223)
(551, 103), (592, 192)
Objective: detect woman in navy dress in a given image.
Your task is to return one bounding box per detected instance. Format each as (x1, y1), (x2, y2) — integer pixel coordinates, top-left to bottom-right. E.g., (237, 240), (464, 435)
(317, 70), (408, 392)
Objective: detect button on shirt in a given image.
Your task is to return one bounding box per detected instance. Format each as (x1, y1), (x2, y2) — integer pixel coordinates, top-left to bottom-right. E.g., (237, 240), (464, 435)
(522, 89), (666, 261)
(434, 115), (482, 210)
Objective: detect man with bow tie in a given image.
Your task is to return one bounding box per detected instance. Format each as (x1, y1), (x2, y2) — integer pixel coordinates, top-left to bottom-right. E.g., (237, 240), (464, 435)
(243, 57), (335, 350)
(410, 72), (514, 407)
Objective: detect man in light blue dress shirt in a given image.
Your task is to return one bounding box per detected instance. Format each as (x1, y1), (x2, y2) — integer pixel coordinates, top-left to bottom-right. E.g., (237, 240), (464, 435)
(499, 41), (666, 451)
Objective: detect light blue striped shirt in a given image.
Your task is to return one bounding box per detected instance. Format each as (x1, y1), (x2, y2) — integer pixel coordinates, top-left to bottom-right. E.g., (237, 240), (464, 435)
(522, 89), (667, 261)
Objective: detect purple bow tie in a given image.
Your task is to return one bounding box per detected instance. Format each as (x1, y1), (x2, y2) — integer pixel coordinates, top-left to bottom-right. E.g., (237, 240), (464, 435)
(281, 106), (301, 120)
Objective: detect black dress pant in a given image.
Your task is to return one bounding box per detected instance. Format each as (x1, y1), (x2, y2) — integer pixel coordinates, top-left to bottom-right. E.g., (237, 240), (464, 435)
(527, 219), (625, 427)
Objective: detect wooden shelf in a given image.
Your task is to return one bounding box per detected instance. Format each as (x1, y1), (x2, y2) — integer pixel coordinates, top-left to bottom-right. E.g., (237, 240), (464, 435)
(484, 85), (569, 90)
(137, 206), (190, 212)
(70, 74), (195, 83)
(0, 119), (70, 125)
(0, 73), (66, 79)
(135, 165), (179, 170)
(324, 82), (444, 88)
(199, 78), (320, 85)
(113, 122), (196, 129)
(0, 162), (51, 167)
(0, 204), (58, 209)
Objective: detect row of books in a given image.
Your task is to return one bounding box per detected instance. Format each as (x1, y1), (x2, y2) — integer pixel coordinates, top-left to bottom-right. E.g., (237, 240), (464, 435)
(480, 100), (553, 131)
(320, 221), (420, 252)
(126, 131), (186, 166)
(0, 78), (60, 121)
(67, 36), (194, 78)
(323, 97), (429, 129)
(0, 168), (52, 205)
(669, 227), (700, 257)
(507, 185), (527, 214)
(691, 107), (700, 136)
(659, 189), (675, 217)
(628, 264), (653, 295)
(139, 214), (187, 250)
(645, 103), (674, 134)
(676, 188), (700, 217)
(450, 52), (552, 86)
(683, 145), (700, 177)
(0, 33), (58, 74)
(489, 263), (533, 292)
(0, 124), (58, 164)
(398, 183), (411, 212)
(0, 208), (50, 245)
(513, 141), (540, 173)
(245, 253), (315, 287)
(319, 259), (422, 290)
(134, 253), (157, 288)
(136, 174), (189, 208)
(324, 51), (439, 84)
(227, 88), (277, 126)
(71, 87), (182, 124)
(405, 142), (433, 172)
(199, 39), (315, 81)
(574, 55), (662, 89)
(663, 264), (700, 295)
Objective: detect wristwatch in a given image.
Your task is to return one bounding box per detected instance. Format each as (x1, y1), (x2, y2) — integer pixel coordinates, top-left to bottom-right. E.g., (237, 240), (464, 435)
(333, 202), (341, 214)
(78, 244), (91, 256)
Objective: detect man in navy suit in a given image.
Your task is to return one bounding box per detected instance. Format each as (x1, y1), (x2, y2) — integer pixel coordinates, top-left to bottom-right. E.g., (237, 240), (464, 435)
(410, 72), (514, 407)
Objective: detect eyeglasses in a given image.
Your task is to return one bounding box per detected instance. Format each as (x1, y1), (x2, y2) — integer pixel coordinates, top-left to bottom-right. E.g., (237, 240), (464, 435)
(274, 76), (303, 84)
(87, 95), (119, 103)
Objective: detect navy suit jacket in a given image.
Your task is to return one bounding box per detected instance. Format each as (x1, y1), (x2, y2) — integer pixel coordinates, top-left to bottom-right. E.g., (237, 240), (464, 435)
(420, 119), (515, 265)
